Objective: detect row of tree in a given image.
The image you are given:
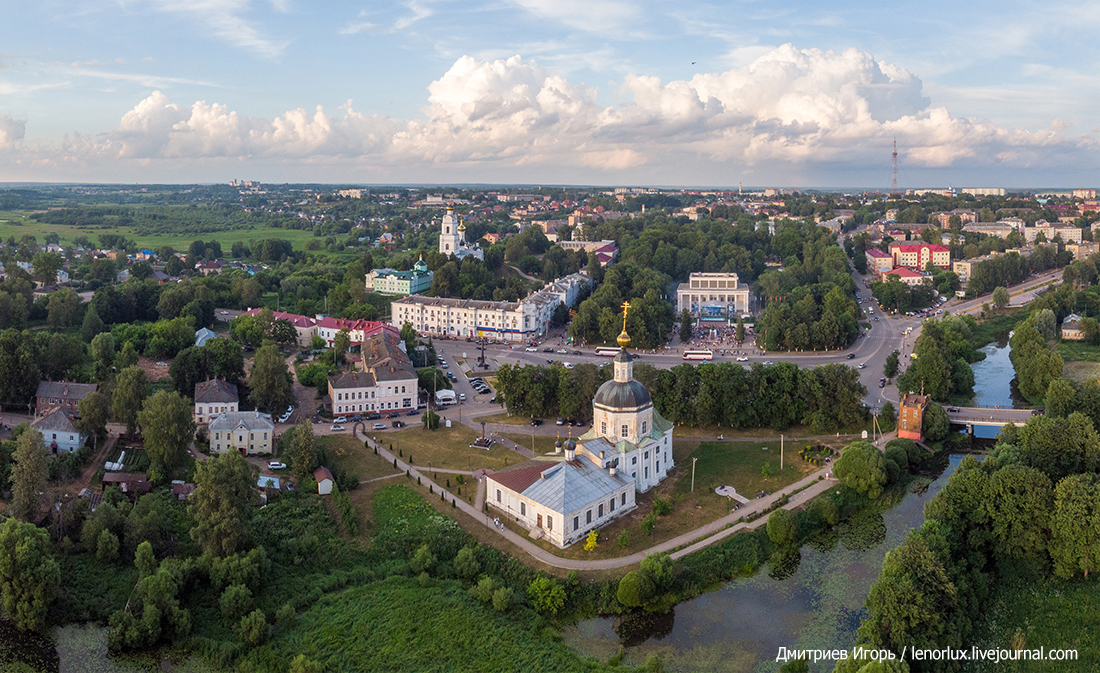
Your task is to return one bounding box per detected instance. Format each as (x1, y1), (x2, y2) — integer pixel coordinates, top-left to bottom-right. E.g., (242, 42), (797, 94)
(495, 359), (869, 432)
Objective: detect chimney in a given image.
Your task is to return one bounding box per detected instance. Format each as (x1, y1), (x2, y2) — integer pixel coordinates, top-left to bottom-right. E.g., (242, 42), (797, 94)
(599, 450), (605, 461)
(609, 464), (616, 477)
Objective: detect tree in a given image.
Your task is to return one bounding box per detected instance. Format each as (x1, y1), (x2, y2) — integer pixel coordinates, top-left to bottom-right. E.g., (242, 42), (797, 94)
(80, 305), (105, 343)
(0, 518), (60, 631)
(10, 430), (48, 522)
(879, 401), (896, 432)
(584, 529), (598, 552)
(859, 531), (959, 655)
(833, 441), (888, 499)
(422, 408), (440, 430)
(992, 286), (1009, 309)
(736, 314), (745, 342)
(138, 390), (195, 477)
(527, 576), (566, 615)
(282, 422), (319, 483)
(1045, 378), (1077, 417)
(454, 546), (480, 580)
(492, 586), (514, 613)
(249, 340), (292, 413)
(76, 390), (111, 439)
(116, 341), (139, 370)
(616, 570), (654, 608)
(90, 332), (116, 381)
(921, 403), (950, 443)
(767, 509), (798, 547)
(112, 366), (148, 437)
(1051, 473), (1100, 578)
(205, 337), (246, 386)
(189, 451), (260, 557)
(884, 350), (900, 379)
(679, 309), (693, 344)
(47, 289), (81, 329)
(333, 328), (351, 367)
(31, 252), (63, 286)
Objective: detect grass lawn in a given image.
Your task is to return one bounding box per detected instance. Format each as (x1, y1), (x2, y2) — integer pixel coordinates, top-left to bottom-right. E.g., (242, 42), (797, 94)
(511, 438), (826, 562)
(317, 434), (400, 483)
(477, 412), (531, 426)
(670, 424), (868, 440)
(381, 424), (517, 471)
(501, 431), (570, 455)
(972, 309), (1027, 347)
(1056, 341), (1100, 383)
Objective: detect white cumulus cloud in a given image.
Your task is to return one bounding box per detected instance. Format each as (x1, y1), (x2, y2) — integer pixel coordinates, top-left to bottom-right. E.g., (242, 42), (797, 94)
(0, 114), (26, 150)
(30, 45), (1100, 179)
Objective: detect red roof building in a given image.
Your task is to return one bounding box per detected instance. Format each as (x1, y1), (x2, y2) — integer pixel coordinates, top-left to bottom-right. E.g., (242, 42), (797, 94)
(888, 243), (950, 270)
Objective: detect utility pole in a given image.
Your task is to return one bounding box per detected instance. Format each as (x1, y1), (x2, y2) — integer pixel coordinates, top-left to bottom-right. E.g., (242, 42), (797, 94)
(780, 434), (784, 471)
(691, 457), (698, 492)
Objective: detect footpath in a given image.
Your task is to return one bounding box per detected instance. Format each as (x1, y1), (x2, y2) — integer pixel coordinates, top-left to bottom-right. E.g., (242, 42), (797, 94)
(356, 426), (834, 570)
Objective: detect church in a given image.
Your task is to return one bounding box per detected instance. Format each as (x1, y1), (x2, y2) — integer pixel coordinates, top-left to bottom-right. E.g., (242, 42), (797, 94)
(486, 303), (674, 547)
(438, 205), (484, 261)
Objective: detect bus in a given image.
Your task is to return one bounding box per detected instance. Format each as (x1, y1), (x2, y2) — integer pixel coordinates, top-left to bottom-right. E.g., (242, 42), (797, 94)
(595, 347), (621, 357)
(683, 349), (714, 361)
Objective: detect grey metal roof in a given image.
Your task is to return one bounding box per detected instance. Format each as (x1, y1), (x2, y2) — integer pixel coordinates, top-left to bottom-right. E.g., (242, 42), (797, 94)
(593, 379), (652, 410)
(194, 379), (239, 404)
(209, 411), (274, 432)
(31, 408), (80, 433)
(36, 380), (97, 401)
(329, 371), (377, 389)
(521, 458), (629, 514)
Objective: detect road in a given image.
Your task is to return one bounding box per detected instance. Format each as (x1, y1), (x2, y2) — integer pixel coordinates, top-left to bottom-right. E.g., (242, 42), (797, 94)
(428, 267), (1063, 421)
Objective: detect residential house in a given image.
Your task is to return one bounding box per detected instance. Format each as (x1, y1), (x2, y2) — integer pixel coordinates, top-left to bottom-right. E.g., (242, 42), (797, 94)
(1062, 313), (1085, 341)
(194, 379), (239, 424)
(31, 408), (87, 454)
(36, 381), (98, 415)
(102, 472), (152, 496)
(208, 411), (275, 455)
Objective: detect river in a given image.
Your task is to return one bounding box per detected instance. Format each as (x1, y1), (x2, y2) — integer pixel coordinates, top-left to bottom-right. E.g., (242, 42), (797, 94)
(968, 338), (1030, 439)
(563, 454), (962, 673)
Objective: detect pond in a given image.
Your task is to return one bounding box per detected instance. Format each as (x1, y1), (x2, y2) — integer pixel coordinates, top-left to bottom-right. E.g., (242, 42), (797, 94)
(563, 454), (964, 673)
(0, 623), (215, 673)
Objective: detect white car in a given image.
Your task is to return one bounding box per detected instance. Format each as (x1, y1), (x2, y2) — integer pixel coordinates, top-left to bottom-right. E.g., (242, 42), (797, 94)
(268, 461), (286, 470)
(459, 393), (466, 401)
(525, 346), (538, 352)
(330, 424), (345, 431)
(372, 422), (386, 430)
(334, 416), (348, 423)
(858, 363), (866, 369)
(736, 356), (748, 362)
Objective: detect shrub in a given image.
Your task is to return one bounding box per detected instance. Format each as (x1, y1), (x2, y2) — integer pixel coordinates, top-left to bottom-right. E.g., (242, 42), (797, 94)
(652, 498), (672, 516)
(238, 609), (269, 646)
(492, 586), (514, 613)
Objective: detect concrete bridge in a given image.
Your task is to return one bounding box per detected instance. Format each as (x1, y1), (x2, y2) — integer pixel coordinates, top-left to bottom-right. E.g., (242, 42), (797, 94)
(946, 406), (1036, 429)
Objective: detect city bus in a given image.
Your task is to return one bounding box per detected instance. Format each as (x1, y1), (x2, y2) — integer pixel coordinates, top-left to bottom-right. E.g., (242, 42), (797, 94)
(682, 349), (714, 361)
(595, 347), (621, 357)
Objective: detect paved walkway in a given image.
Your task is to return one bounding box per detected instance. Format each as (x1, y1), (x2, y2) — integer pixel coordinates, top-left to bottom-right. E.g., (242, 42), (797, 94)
(357, 425), (833, 570)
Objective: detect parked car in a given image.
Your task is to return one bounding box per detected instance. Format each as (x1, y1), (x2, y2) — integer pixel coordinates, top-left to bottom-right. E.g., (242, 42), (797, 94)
(406, 409), (420, 416)
(478, 388), (491, 394)
(531, 418), (543, 426)
(268, 461), (286, 470)
(367, 412), (382, 420)
(387, 411), (400, 418)
(330, 424), (345, 431)
(350, 414), (362, 422)
(372, 422), (386, 430)
(391, 420), (405, 428)
(879, 379), (886, 388)
(334, 416), (348, 423)
(556, 418), (564, 425)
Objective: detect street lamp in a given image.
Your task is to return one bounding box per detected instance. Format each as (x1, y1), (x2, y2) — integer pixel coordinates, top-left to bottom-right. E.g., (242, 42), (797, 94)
(690, 457), (698, 492)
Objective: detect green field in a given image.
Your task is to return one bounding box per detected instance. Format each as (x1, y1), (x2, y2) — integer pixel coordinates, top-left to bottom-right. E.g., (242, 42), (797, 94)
(0, 209), (321, 251)
(963, 575), (1100, 672)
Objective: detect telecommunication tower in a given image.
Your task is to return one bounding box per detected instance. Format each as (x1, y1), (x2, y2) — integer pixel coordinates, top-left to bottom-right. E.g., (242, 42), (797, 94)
(891, 138), (899, 195)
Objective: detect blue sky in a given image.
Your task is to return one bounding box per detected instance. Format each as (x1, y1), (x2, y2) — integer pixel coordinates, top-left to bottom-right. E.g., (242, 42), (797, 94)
(0, 0), (1096, 187)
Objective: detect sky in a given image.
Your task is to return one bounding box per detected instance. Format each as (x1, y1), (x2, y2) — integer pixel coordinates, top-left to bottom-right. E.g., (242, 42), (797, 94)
(0, 0), (1097, 188)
